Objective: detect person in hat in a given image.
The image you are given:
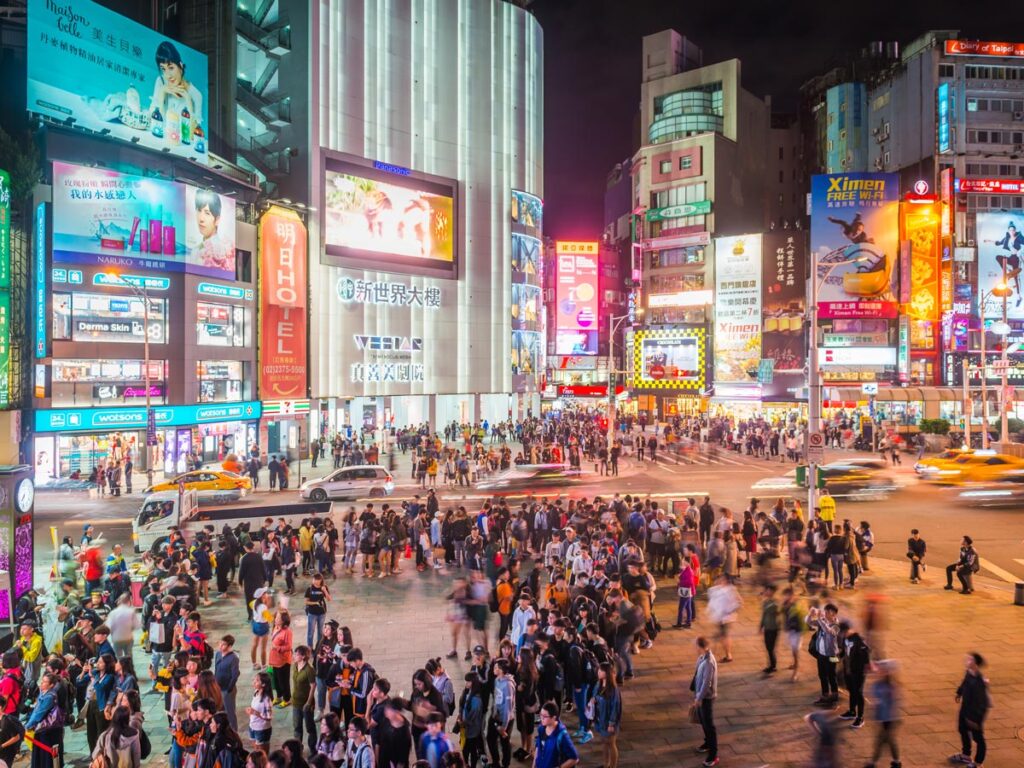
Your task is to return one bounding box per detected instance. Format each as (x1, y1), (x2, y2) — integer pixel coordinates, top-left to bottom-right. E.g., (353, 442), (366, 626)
(16, 621), (44, 685)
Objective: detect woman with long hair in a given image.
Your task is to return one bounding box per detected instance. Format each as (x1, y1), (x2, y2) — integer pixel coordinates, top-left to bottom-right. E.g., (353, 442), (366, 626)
(93, 705), (141, 768)
(315, 712), (345, 767)
(209, 711), (246, 767)
(514, 647), (540, 761)
(25, 674), (63, 768)
(115, 656), (139, 693)
(741, 510), (757, 567)
(592, 663), (622, 768)
(86, 653), (118, 753)
(268, 610), (293, 706)
(246, 672), (274, 749)
(196, 669), (224, 711)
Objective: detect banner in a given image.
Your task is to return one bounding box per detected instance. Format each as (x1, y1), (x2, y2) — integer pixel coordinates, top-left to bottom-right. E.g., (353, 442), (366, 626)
(714, 235), (762, 384)
(259, 207), (308, 399)
(977, 212), (1024, 319)
(52, 162), (236, 279)
(27, 0), (209, 163)
(811, 173), (900, 319)
(762, 232), (807, 400)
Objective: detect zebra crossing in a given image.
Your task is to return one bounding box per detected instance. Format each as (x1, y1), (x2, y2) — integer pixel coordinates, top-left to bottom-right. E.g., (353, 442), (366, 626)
(643, 447), (794, 470)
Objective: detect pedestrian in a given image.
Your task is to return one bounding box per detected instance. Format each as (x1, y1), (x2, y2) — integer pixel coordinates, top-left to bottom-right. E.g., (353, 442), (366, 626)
(250, 588), (274, 670)
(865, 660), (902, 768)
(124, 456), (134, 494)
(945, 535), (979, 594)
(214, 634), (241, 731)
(691, 636), (719, 767)
(807, 602), (840, 707)
(782, 588), (806, 683)
(533, 702), (578, 768)
(950, 652), (990, 768)
(673, 557), (697, 629)
(246, 672), (274, 750)
(758, 585), (780, 674)
(269, 610), (293, 707)
(304, 572), (331, 649)
(291, 645), (317, 754)
(838, 622), (870, 729)
(459, 673), (486, 768)
(818, 490), (836, 533)
(24, 673), (62, 768)
(238, 541), (266, 621)
(705, 576), (740, 663)
(592, 662), (622, 768)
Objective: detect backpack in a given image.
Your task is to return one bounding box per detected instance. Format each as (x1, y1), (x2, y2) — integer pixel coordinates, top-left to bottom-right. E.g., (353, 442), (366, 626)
(2, 671), (21, 714)
(576, 645), (598, 686)
(549, 656), (565, 693)
(199, 640), (215, 670)
(488, 587), (500, 614)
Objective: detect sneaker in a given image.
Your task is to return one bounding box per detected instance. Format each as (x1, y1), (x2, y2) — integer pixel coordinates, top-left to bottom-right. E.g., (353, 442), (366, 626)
(694, 745), (709, 753)
(949, 754), (971, 764)
(702, 759), (719, 767)
(851, 717), (864, 728)
(578, 731), (593, 744)
(445, 651), (458, 660)
(839, 710), (857, 720)
(640, 639), (653, 649)
(944, 585), (955, 590)
(623, 672), (635, 680)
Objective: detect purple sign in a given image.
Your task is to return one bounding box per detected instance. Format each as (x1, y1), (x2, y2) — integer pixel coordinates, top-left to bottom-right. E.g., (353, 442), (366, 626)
(124, 385), (164, 399)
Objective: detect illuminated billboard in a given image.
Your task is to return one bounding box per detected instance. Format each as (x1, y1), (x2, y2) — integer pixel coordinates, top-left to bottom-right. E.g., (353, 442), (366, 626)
(555, 330), (598, 356)
(811, 173), (900, 319)
(511, 283), (541, 332)
(27, 0), (209, 164)
(555, 241), (599, 331)
(714, 235), (762, 384)
(51, 162), (236, 280)
(762, 232), (806, 400)
(977, 211), (1024, 319)
(632, 328), (706, 391)
(903, 205), (940, 350)
(322, 153), (457, 278)
(260, 207), (308, 399)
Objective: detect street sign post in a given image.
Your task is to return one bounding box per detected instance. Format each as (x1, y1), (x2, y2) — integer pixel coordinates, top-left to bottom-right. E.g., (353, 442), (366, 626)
(806, 431), (825, 463)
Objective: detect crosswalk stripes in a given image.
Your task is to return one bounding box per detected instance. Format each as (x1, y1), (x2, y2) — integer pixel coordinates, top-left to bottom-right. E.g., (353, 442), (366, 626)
(978, 556), (1022, 584)
(650, 449), (789, 470)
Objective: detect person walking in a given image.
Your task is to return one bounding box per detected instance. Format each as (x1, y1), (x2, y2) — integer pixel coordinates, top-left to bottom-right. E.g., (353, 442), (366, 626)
(945, 536), (979, 594)
(864, 660), (902, 768)
(837, 623), (870, 729)
(758, 585), (781, 674)
(691, 636), (719, 767)
(950, 652), (991, 768)
(906, 529), (926, 584)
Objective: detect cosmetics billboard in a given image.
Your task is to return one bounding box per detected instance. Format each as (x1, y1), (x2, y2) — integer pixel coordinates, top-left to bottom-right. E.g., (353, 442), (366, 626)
(51, 162), (235, 279)
(810, 173), (900, 319)
(322, 153), (457, 279)
(27, 0), (209, 164)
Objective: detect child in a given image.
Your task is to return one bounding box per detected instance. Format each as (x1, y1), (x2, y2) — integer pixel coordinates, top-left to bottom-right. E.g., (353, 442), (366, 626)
(245, 672), (273, 749)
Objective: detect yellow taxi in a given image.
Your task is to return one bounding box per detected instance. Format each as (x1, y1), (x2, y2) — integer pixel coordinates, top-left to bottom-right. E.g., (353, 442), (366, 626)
(930, 452), (1024, 484)
(144, 469), (253, 496)
(914, 447), (973, 477)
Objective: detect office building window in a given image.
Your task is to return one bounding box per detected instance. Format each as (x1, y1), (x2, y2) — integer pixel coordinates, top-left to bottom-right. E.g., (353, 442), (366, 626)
(660, 160), (672, 174)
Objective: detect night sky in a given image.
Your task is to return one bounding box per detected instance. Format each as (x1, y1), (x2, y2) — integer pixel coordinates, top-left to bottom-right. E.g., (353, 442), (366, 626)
(530, 0), (1010, 237)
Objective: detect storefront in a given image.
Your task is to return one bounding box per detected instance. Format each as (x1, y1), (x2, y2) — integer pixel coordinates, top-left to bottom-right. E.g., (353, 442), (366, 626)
(33, 401), (262, 484)
(261, 400), (311, 462)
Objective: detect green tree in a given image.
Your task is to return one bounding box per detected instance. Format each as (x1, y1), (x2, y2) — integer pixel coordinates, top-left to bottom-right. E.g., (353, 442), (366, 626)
(0, 126), (41, 204)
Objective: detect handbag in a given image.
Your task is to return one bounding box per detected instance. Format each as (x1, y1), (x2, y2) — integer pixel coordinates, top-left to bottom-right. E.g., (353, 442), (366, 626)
(149, 620), (166, 645)
(678, 587), (692, 598)
(808, 630), (821, 658)
(687, 702), (700, 724)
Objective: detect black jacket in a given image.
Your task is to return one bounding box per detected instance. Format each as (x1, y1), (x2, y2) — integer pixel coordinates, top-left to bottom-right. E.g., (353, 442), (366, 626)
(957, 673), (991, 723)
(841, 634), (870, 680)
(237, 551), (266, 593)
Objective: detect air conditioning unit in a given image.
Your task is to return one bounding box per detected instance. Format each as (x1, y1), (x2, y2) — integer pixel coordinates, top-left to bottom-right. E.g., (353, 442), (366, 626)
(1013, 111), (1024, 121)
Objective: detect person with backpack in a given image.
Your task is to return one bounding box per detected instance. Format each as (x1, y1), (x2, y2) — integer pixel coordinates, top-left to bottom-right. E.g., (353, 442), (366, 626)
(533, 701), (579, 768)
(92, 704), (142, 768)
(534, 634), (564, 708)
(945, 535), (980, 594)
(0, 693), (25, 768)
(486, 658), (516, 768)
(16, 621), (45, 687)
(208, 711), (247, 768)
(566, 626), (597, 744)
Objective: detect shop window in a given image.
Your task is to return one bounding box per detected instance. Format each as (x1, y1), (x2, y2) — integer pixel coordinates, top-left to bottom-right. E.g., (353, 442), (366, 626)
(68, 292), (167, 344)
(197, 360), (252, 402)
(53, 293), (72, 340)
(197, 301), (250, 347)
(235, 249), (253, 283)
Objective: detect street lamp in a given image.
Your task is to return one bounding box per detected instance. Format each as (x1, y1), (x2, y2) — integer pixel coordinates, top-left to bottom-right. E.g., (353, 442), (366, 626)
(808, 253), (873, 514)
(607, 313), (631, 451)
(105, 273), (156, 480)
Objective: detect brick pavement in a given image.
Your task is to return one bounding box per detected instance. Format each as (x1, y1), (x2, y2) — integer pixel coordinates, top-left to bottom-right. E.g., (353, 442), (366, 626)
(54, 549), (1024, 767)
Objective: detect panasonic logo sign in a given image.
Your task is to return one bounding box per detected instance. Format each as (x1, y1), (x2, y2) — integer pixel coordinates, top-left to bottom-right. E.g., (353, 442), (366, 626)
(353, 335), (423, 352)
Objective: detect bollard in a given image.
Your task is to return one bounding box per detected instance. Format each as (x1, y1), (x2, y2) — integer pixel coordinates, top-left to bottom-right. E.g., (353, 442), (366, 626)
(1015, 583), (1024, 606)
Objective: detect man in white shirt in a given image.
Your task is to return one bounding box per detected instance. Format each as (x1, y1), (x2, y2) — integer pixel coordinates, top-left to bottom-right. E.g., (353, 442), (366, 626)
(510, 590), (536, 648)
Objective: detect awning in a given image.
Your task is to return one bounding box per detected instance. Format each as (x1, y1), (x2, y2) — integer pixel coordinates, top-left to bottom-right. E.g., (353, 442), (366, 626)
(826, 386), (1021, 402)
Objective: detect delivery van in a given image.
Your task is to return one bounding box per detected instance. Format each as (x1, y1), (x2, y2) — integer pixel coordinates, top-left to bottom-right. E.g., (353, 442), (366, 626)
(132, 490), (334, 553)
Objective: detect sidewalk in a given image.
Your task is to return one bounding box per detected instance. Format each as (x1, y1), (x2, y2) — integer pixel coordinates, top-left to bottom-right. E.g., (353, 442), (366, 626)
(52, 548), (1024, 766)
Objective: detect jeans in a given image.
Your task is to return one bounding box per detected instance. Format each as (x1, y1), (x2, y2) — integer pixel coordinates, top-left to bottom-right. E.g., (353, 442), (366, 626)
(909, 556), (923, 580)
(847, 561), (859, 587)
(816, 656), (838, 698)
(150, 650), (171, 676)
(847, 675), (865, 718)
(113, 639), (133, 661)
(697, 698), (717, 760)
(307, 613), (325, 648)
(486, 718), (512, 768)
(223, 687), (238, 731)
(293, 704), (317, 753)
(454, 540), (466, 568)
(676, 595), (694, 626)
(573, 685), (592, 731)
(958, 712), (986, 764)
(614, 635), (633, 679)
(871, 720), (901, 763)
(829, 555), (845, 587)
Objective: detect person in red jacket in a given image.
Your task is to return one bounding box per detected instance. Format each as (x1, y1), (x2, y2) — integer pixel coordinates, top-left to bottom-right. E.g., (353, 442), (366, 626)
(0, 652), (23, 715)
(81, 546), (104, 597)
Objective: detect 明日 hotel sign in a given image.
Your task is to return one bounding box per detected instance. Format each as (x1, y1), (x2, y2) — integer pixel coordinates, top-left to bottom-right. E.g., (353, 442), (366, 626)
(259, 207), (308, 399)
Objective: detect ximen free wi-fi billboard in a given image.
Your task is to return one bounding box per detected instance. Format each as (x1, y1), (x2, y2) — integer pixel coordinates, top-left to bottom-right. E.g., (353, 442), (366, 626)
(322, 153), (458, 279)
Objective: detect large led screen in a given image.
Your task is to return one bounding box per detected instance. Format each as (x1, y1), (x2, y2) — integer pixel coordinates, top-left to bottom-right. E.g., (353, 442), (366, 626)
(27, 0), (209, 164)
(323, 154), (457, 278)
(555, 242), (599, 331)
(632, 329), (706, 391)
(52, 162), (236, 280)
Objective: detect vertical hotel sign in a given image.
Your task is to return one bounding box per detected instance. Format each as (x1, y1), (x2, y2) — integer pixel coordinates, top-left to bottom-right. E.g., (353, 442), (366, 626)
(259, 207), (308, 398)
(0, 170), (10, 407)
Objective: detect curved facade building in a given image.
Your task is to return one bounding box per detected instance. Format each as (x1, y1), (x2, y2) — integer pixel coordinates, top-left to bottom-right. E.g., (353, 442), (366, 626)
(308, 0), (544, 430)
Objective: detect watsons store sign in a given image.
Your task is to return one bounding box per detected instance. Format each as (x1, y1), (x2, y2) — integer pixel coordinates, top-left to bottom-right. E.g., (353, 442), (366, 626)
(35, 400), (262, 432)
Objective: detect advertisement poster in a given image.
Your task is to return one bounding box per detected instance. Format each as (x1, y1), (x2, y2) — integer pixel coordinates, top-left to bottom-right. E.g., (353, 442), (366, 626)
(511, 190), (543, 230)
(714, 235), (762, 384)
(511, 330), (541, 375)
(810, 173), (899, 318)
(27, 0), (209, 163)
(512, 233), (542, 278)
(903, 206), (940, 350)
(555, 242), (599, 330)
(324, 159), (455, 276)
(761, 232), (806, 400)
(51, 162), (235, 279)
(977, 212), (1024, 318)
(632, 329), (706, 390)
(260, 207), (308, 399)
(555, 330), (598, 356)
(511, 283), (542, 332)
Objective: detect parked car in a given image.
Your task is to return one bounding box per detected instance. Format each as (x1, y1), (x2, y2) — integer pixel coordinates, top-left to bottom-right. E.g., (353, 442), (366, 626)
(299, 465), (395, 501)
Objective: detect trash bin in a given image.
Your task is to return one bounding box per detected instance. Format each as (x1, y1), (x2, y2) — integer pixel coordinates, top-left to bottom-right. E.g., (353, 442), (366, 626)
(1015, 583), (1024, 606)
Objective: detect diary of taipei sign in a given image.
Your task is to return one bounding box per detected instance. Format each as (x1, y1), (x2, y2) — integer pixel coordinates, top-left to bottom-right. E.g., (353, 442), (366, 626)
(0, 169), (10, 407)
(336, 277), (442, 308)
(644, 200), (712, 222)
(259, 207), (308, 399)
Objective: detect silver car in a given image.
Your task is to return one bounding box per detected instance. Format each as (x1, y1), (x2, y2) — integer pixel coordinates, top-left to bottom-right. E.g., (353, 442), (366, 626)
(299, 465), (395, 501)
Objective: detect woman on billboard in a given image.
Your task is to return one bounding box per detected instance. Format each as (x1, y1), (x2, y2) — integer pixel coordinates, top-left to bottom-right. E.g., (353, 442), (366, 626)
(986, 220), (1023, 306)
(149, 41), (204, 147)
